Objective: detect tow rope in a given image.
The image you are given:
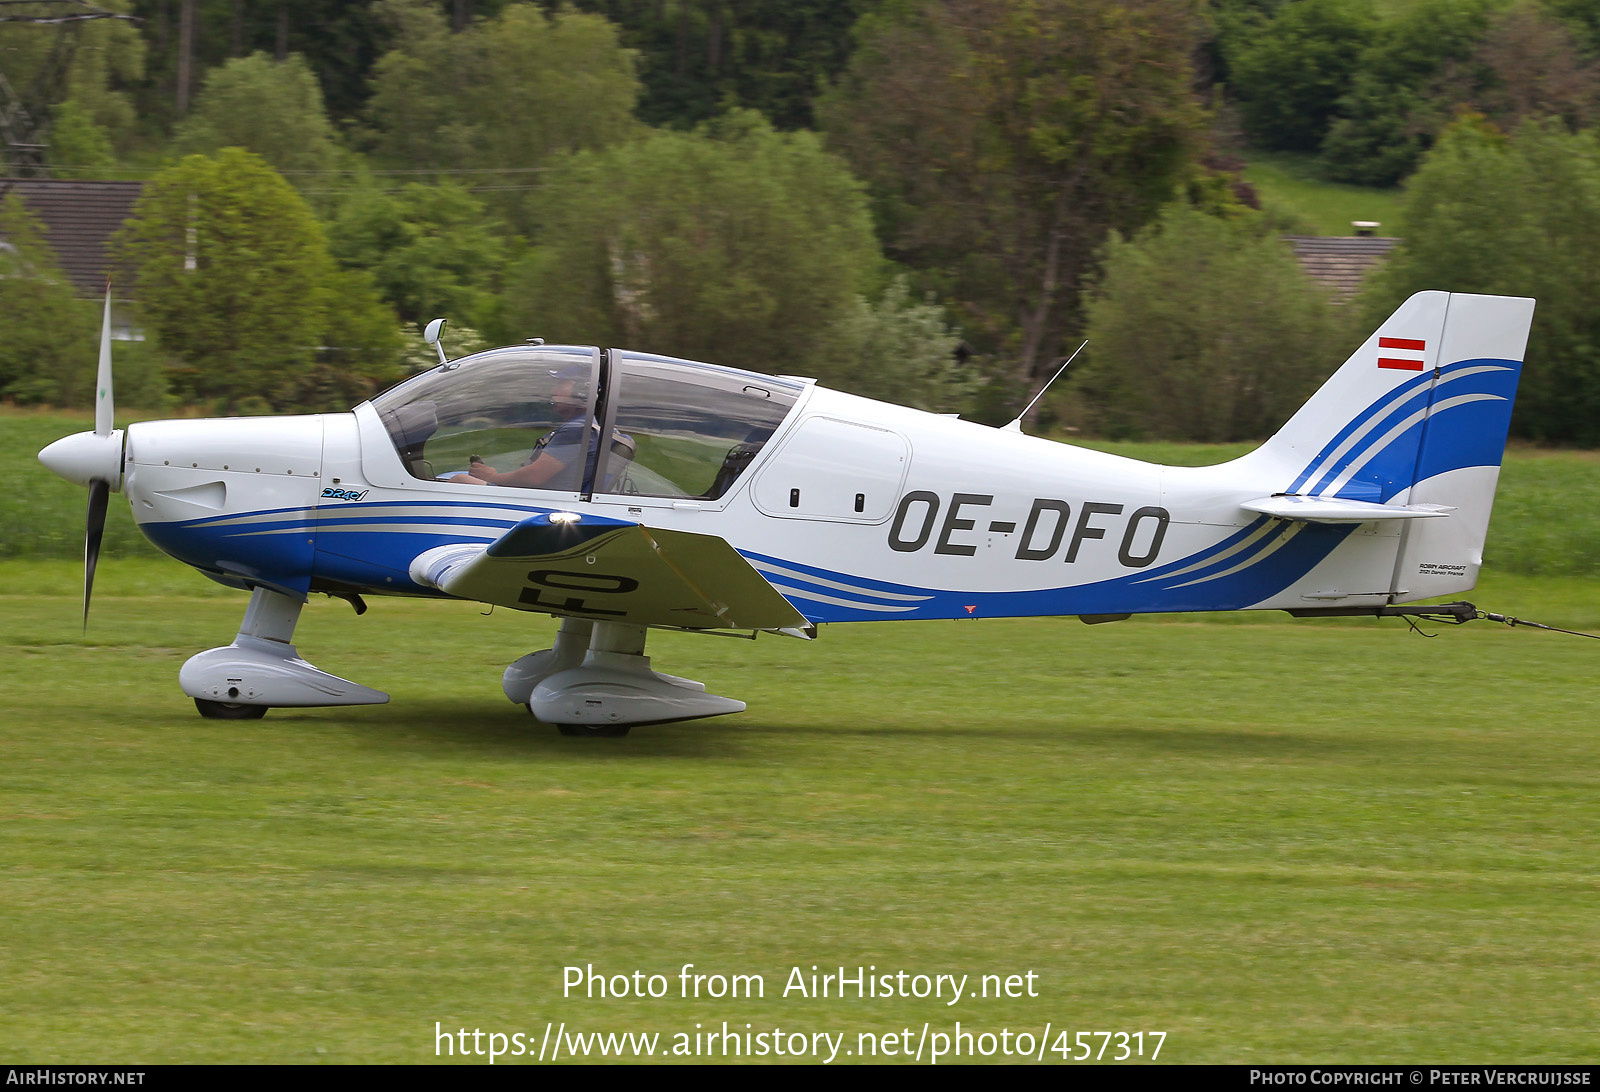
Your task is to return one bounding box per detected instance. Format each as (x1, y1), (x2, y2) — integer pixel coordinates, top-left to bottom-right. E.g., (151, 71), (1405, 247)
(1289, 600), (1600, 640)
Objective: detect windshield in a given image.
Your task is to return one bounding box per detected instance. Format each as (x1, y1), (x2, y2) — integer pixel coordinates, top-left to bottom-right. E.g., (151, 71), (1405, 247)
(371, 347), (599, 494)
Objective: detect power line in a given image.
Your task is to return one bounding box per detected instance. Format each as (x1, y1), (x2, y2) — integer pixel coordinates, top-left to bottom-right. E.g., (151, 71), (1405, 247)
(42, 163), (556, 177)
(0, 0), (138, 24)
(300, 183), (550, 195)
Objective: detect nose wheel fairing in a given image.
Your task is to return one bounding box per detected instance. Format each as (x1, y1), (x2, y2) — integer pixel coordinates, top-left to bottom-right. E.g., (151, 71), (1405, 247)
(179, 586), (389, 711)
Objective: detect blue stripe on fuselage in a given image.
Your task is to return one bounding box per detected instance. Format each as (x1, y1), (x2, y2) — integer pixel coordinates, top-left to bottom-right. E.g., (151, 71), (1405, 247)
(741, 520), (1354, 624)
(140, 498), (558, 595)
(145, 491), (1352, 621)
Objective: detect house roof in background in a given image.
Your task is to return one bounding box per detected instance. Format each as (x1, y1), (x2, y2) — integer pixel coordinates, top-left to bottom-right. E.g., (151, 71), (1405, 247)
(0, 178), (145, 297)
(1285, 235), (1400, 302)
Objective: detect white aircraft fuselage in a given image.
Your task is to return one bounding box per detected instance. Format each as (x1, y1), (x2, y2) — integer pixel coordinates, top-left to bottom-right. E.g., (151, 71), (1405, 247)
(39, 291), (1535, 730)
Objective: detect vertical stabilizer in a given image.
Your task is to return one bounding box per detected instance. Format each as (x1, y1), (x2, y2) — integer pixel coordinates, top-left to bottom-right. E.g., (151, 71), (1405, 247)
(1390, 294), (1535, 600)
(1247, 291), (1533, 601)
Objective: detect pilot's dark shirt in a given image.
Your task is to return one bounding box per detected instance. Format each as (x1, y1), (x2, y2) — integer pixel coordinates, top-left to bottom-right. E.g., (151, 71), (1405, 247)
(535, 417), (600, 490)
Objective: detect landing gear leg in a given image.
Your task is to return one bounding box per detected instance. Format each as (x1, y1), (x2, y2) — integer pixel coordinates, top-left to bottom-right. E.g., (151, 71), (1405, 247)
(513, 621), (745, 734)
(502, 617), (594, 704)
(179, 586), (389, 716)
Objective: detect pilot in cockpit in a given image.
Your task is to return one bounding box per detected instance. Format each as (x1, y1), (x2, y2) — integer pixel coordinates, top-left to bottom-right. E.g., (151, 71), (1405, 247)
(447, 364), (597, 490)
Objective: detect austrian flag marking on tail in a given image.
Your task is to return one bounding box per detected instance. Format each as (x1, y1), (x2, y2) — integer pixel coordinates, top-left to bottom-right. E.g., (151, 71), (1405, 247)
(1377, 336), (1427, 371)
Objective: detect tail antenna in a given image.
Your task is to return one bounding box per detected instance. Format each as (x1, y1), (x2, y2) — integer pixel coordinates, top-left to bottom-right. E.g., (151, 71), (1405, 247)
(1004, 340), (1088, 434)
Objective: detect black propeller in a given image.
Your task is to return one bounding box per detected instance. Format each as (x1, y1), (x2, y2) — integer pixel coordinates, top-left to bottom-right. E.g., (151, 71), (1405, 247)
(38, 286), (124, 631)
(84, 477), (109, 632)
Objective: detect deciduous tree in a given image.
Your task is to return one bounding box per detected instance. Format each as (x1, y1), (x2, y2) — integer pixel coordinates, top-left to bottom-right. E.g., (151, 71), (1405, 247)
(1077, 204), (1345, 442)
(1440, 3), (1600, 134)
(0, 0), (145, 170)
(547, 0), (876, 130)
(1360, 118), (1600, 445)
(327, 180), (508, 329)
(0, 196), (98, 406)
(824, 276), (975, 412)
(173, 52), (344, 178)
(1318, 0), (1493, 185)
(367, 1), (640, 230)
(131, 0), (393, 126)
(116, 148), (397, 412)
(499, 111), (882, 381)
(1224, 0), (1378, 153)
(820, 0), (1209, 414)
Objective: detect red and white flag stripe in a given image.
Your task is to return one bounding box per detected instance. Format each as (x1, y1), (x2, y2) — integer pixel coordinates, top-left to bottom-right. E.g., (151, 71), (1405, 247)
(1377, 336), (1427, 371)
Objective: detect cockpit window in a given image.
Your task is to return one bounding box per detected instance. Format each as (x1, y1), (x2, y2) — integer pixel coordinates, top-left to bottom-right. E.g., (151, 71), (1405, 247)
(372, 347), (598, 493)
(599, 352), (803, 500)
(370, 345), (802, 499)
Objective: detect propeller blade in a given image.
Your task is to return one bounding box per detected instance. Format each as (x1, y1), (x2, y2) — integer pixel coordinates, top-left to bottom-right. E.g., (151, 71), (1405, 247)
(95, 284), (113, 438)
(83, 477), (109, 632)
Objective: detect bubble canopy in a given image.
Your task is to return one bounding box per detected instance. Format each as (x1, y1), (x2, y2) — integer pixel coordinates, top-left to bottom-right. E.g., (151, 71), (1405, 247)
(370, 346), (806, 501)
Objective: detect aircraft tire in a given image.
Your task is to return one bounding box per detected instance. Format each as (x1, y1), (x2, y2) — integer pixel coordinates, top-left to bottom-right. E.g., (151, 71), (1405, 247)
(194, 698), (269, 720)
(556, 724), (631, 738)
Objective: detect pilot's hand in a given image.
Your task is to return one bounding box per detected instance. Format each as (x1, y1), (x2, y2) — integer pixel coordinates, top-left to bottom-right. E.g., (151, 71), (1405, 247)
(466, 456), (497, 480)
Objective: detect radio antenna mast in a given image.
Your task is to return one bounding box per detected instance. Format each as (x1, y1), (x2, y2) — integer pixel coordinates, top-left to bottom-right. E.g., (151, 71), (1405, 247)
(1003, 340), (1088, 434)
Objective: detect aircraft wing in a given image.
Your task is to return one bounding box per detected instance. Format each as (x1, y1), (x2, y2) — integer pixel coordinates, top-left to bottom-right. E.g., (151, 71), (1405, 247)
(408, 513), (808, 631)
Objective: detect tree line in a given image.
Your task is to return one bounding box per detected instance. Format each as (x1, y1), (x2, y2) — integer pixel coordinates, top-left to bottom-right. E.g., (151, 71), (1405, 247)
(2, 0), (1598, 444)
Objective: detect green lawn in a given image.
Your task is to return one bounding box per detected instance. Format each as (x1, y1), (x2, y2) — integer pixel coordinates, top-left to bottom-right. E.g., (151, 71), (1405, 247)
(7, 405), (1598, 1063)
(1243, 151), (1406, 238)
(2, 560), (1597, 1063)
(3, 410), (170, 561)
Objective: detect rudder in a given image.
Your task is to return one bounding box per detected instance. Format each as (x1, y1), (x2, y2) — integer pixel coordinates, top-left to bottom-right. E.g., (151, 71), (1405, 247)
(1391, 293), (1534, 601)
(1248, 291), (1534, 601)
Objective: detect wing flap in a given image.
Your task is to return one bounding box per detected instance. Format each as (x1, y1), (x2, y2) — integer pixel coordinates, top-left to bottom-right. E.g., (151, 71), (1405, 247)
(1240, 495), (1454, 524)
(409, 513), (807, 630)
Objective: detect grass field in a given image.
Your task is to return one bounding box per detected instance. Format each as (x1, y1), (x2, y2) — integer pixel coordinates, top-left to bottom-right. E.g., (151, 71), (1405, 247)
(1242, 151), (1406, 237)
(2, 559), (1598, 1064)
(4, 411), (167, 561)
(5, 409), (1599, 1064)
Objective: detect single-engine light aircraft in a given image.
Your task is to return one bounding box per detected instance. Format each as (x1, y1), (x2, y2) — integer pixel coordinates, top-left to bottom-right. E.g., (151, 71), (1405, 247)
(40, 291), (1534, 736)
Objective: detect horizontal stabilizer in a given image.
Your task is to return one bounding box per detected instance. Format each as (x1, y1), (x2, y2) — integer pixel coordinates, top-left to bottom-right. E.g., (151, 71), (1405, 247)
(1240, 495), (1454, 524)
(409, 512), (807, 630)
